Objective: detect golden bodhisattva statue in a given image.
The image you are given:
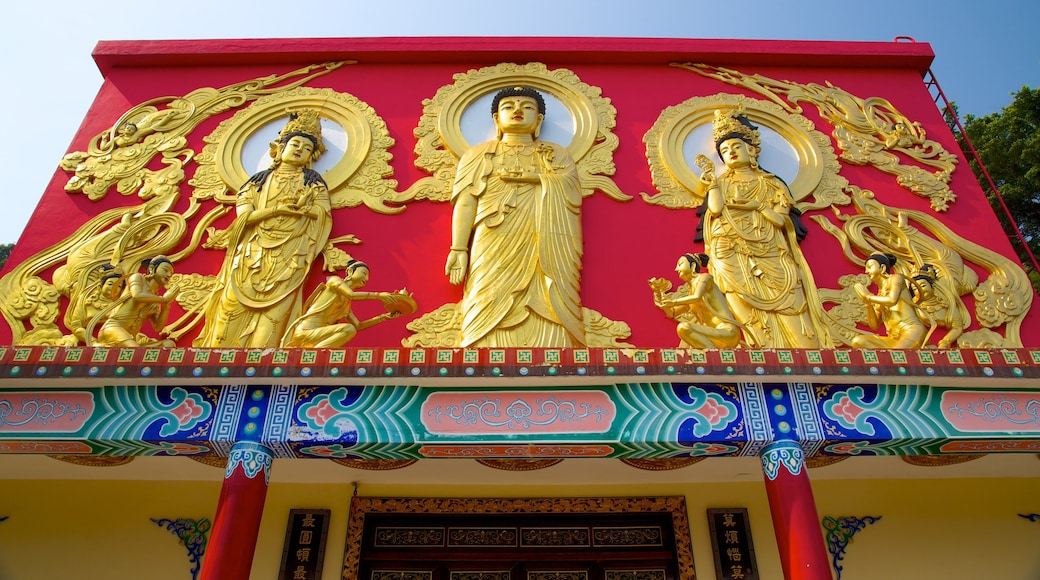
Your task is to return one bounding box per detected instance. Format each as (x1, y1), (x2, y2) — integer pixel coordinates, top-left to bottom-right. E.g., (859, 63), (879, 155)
(445, 86), (585, 348)
(281, 260), (415, 348)
(194, 110), (333, 348)
(695, 108), (830, 348)
(651, 253), (741, 349)
(852, 253), (927, 349)
(94, 256), (178, 347)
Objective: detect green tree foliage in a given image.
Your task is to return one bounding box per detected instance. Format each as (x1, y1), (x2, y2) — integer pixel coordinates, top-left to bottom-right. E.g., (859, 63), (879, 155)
(959, 86), (1040, 264)
(0, 243), (12, 271)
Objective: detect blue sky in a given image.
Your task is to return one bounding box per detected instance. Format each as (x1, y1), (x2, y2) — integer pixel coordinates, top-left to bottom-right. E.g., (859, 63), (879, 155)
(1, 0), (1036, 241)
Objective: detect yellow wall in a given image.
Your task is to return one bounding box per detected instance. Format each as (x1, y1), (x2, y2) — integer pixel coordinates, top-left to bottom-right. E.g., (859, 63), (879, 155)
(1, 477), (1038, 579)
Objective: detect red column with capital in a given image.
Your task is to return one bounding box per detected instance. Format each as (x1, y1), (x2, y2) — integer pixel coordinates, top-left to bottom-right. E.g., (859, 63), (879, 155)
(760, 440), (831, 580)
(199, 441), (273, 580)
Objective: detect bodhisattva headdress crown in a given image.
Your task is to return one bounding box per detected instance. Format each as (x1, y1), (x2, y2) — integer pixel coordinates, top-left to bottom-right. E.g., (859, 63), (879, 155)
(712, 106), (761, 150)
(277, 109), (326, 157)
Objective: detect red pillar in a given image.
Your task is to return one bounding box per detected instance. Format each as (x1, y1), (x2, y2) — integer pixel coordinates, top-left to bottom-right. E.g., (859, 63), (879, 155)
(199, 441), (273, 580)
(760, 440), (831, 580)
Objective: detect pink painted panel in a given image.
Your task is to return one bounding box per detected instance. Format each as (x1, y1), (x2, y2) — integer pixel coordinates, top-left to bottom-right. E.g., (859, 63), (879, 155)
(421, 390), (615, 435)
(0, 441), (93, 453)
(0, 392), (95, 433)
(941, 391), (1040, 432)
(419, 445), (614, 458)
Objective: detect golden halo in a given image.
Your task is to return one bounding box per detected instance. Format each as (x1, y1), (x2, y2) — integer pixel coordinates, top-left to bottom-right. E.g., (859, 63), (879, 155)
(409, 61), (628, 202)
(435, 64), (598, 160)
(192, 87), (398, 213)
(643, 93), (842, 208)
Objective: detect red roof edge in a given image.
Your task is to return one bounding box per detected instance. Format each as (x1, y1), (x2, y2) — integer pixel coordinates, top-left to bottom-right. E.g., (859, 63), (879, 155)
(92, 36), (936, 76)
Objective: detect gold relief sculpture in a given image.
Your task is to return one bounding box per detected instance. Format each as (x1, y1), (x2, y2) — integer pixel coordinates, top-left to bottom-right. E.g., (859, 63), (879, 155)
(402, 303), (462, 348)
(409, 62), (630, 204)
(650, 253), (741, 348)
(190, 87), (400, 214)
(643, 93), (847, 212)
(5, 277), (73, 346)
(693, 108), (832, 348)
(443, 87), (584, 347)
(441, 86), (592, 348)
(192, 110), (333, 348)
(815, 186), (1033, 348)
(403, 303), (634, 348)
(850, 253), (927, 349)
(281, 259), (415, 348)
(65, 264), (126, 344)
(581, 310), (635, 348)
(911, 264), (969, 349)
(92, 256), (179, 347)
(405, 64), (634, 348)
(0, 63), (350, 345)
(644, 76), (1031, 348)
(675, 63), (959, 211)
(60, 62), (345, 202)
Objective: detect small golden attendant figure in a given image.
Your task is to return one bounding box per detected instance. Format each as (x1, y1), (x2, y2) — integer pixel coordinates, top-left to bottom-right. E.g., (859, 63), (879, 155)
(66, 264), (126, 344)
(281, 260), (415, 348)
(445, 86), (585, 348)
(910, 263), (968, 349)
(94, 256), (179, 347)
(651, 253), (741, 349)
(194, 110), (333, 348)
(695, 107), (829, 348)
(851, 253), (927, 349)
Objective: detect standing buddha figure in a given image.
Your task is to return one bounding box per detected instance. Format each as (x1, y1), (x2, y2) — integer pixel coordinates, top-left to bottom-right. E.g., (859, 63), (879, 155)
(445, 86), (585, 348)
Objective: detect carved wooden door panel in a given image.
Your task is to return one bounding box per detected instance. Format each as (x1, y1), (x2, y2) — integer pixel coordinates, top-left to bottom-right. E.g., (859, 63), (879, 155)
(360, 512), (678, 580)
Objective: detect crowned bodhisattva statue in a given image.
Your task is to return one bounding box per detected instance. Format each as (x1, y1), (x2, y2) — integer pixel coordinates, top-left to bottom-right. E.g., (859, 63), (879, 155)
(194, 110), (333, 348)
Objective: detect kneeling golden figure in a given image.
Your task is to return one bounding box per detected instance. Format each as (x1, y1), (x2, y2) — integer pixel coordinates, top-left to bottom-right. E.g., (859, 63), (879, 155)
(281, 260), (415, 348)
(94, 256), (179, 347)
(852, 253), (927, 349)
(651, 253), (741, 349)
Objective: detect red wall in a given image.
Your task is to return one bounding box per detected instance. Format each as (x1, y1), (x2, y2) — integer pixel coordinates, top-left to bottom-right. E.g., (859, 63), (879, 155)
(6, 37), (1034, 347)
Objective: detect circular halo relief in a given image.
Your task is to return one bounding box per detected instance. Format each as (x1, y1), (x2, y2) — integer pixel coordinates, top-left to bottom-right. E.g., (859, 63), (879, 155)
(214, 89), (373, 195)
(645, 93), (838, 206)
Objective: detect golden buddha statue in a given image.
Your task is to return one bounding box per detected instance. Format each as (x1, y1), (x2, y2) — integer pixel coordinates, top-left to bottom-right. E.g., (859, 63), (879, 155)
(94, 256), (178, 347)
(651, 253), (741, 349)
(851, 253), (927, 349)
(695, 107), (830, 348)
(194, 110), (333, 348)
(281, 260), (414, 348)
(445, 86), (585, 348)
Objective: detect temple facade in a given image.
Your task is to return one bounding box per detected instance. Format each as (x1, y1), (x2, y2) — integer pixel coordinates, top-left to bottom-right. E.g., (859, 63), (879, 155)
(0, 37), (1037, 580)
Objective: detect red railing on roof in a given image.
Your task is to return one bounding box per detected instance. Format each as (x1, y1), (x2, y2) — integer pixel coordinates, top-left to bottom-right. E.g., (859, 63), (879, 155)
(922, 64), (1040, 275)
